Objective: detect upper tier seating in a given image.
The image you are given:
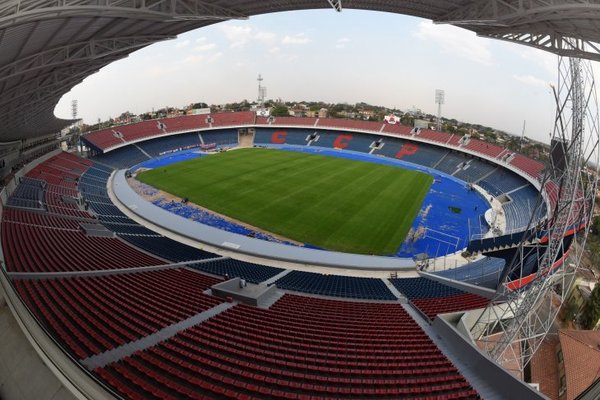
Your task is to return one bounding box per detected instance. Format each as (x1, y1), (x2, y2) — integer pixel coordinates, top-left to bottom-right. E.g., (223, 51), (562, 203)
(316, 118), (383, 132)
(209, 111), (255, 127)
(381, 123), (414, 137)
(275, 270), (396, 300)
(258, 115), (318, 126)
(97, 294), (479, 399)
(15, 269), (222, 359)
(159, 114), (210, 133)
(509, 154), (545, 178)
(463, 140), (505, 158)
(1, 214), (163, 272)
(417, 129), (455, 145)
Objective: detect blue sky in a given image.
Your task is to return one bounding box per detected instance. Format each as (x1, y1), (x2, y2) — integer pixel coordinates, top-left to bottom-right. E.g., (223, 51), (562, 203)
(55, 9), (561, 143)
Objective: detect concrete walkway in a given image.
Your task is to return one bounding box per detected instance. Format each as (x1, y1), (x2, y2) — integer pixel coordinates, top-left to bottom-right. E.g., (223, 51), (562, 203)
(8, 257), (227, 280)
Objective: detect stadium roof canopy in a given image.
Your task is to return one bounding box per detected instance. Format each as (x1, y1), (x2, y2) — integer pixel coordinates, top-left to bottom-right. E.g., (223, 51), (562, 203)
(3, 0), (600, 142)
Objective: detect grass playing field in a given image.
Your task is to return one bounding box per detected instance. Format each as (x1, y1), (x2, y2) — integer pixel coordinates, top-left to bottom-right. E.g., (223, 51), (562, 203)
(137, 148), (433, 255)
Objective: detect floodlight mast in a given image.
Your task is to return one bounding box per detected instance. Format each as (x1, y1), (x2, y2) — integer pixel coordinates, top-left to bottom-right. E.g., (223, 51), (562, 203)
(470, 52), (600, 377)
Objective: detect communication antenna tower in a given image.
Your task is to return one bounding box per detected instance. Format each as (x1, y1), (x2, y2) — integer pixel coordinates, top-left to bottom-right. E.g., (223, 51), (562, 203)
(435, 89), (444, 131)
(257, 74), (267, 108)
(71, 99), (78, 120)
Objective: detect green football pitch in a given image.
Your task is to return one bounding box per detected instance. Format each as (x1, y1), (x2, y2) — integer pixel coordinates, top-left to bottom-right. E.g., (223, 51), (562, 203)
(137, 148), (433, 255)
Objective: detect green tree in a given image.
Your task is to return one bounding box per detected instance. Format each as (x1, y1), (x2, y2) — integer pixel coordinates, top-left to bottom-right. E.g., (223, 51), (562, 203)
(582, 284), (600, 329)
(271, 105), (289, 117)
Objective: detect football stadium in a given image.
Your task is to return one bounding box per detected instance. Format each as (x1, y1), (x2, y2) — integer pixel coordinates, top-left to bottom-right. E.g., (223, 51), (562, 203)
(1, 2), (600, 400)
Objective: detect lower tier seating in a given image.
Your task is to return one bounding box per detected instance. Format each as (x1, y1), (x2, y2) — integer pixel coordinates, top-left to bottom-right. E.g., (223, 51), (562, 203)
(275, 270), (396, 300)
(96, 294), (479, 399)
(188, 258), (284, 284)
(390, 277), (490, 320)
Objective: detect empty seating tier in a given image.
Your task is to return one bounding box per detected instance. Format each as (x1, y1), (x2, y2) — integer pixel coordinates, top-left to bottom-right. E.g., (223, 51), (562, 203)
(275, 270), (396, 300)
(96, 294), (479, 399)
(188, 258), (284, 283)
(390, 278), (490, 320)
(14, 269), (222, 359)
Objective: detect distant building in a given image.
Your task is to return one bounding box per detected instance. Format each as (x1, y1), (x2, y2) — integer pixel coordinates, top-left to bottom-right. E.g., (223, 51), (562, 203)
(318, 108), (328, 118)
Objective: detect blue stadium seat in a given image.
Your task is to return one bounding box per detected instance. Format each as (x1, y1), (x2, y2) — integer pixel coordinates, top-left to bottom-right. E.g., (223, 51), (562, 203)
(275, 270), (396, 300)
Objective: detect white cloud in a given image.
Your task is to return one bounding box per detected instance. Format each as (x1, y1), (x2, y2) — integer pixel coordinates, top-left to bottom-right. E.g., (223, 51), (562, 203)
(282, 33), (311, 45)
(183, 55), (204, 64)
(512, 74), (550, 88)
(194, 43), (217, 52)
(413, 21), (492, 65)
(220, 25), (253, 47)
(336, 37), (350, 49)
(254, 31), (277, 44)
(175, 40), (190, 49)
(268, 47), (280, 54)
(219, 25), (278, 48)
(196, 37), (207, 43)
(208, 52), (223, 63)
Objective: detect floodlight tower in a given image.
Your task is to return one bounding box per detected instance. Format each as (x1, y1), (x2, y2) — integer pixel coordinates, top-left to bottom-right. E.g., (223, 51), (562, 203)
(470, 52), (600, 377)
(435, 89), (445, 131)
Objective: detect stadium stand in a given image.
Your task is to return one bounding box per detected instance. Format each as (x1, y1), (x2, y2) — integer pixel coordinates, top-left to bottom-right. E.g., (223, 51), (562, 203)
(136, 133), (201, 157)
(92, 145), (149, 169)
(509, 154), (545, 178)
(160, 114), (210, 133)
(257, 115), (317, 126)
(254, 128), (312, 146)
(381, 123), (414, 137)
(453, 159), (497, 183)
(417, 129), (455, 145)
(433, 151), (469, 175)
(14, 269), (222, 359)
(96, 294), (479, 399)
(502, 185), (545, 231)
(376, 137), (449, 167)
(316, 118), (383, 132)
(119, 235), (217, 263)
(201, 129), (238, 146)
(275, 270), (396, 300)
(390, 277), (490, 320)
(188, 258), (283, 284)
(209, 111), (255, 127)
(463, 140), (505, 158)
(1, 214), (163, 272)
(478, 169), (529, 196)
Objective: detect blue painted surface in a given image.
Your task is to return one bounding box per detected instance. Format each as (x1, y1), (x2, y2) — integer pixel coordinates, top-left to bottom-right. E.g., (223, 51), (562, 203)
(131, 145), (491, 258)
(130, 149), (207, 170)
